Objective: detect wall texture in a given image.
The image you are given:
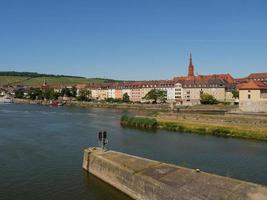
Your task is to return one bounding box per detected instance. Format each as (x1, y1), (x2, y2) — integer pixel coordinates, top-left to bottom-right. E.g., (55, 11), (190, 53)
(239, 100), (267, 113)
(83, 148), (267, 200)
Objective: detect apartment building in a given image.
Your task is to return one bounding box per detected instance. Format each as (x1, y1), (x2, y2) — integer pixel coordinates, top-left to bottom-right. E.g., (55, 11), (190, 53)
(180, 79), (228, 105)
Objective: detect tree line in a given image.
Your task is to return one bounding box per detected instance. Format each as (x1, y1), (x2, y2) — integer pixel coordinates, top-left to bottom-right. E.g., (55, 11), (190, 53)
(0, 71), (84, 78)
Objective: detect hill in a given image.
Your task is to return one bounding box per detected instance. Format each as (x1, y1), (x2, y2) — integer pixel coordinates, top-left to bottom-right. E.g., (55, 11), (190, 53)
(0, 71), (120, 86)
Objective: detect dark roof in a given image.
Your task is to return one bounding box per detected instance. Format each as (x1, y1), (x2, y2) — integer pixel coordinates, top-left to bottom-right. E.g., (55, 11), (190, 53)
(179, 79), (226, 88)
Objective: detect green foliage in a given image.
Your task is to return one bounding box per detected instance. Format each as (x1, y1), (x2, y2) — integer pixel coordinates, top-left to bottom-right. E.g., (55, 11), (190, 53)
(43, 89), (60, 100)
(122, 93), (130, 103)
(143, 89), (167, 103)
(159, 121), (267, 141)
(0, 71), (83, 78)
(29, 88), (43, 100)
(232, 90), (239, 98)
(200, 93), (218, 104)
(0, 72), (122, 86)
(120, 115), (158, 129)
(15, 90), (24, 98)
(61, 87), (77, 97)
(76, 90), (92, 101)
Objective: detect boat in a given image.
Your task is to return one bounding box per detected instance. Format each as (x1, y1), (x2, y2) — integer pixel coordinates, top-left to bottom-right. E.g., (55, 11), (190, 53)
(49, 100), (64, 107)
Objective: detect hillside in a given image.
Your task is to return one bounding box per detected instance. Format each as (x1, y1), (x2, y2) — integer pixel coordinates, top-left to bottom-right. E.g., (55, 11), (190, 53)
(0, 71), (120, 86)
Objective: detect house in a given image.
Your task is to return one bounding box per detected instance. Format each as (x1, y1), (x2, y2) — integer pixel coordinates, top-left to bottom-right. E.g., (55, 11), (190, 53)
(246, 73), (267, 82)
(237, 80), (267, 112)
(179, 79), (229, 105)
(235, 73), (267, 84)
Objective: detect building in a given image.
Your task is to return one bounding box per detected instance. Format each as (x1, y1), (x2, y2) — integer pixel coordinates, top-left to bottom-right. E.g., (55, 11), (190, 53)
(179, 79), (228, 105)
(107, 88), (116, 99)
(173, 54), (235, 105)
(174, 54), (235, 84)
(237, 80), (267, 112)
(235, 73), (267, 84)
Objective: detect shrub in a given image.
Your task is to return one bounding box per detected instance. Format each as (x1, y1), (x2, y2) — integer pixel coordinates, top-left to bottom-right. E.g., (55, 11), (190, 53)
(200, 93), (218, 105)
(120, 115), (158, 129)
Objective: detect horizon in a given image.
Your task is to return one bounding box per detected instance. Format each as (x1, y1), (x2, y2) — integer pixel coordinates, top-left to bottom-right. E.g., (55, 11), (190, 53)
(0, 0), (267, 80)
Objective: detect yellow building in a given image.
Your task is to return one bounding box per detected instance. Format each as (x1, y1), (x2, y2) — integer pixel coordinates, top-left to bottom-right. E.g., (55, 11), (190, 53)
(180, 79), (228, 105)
(238, 80), (267, 112)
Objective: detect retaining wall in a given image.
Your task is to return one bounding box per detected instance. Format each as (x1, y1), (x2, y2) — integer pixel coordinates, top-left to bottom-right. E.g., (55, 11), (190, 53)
(83, 147), (267, 200)
(239, 100), (267, 113)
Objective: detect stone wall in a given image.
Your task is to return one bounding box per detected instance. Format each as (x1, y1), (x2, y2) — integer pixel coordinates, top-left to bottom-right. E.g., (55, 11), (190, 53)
(239, 100), (267, 113)
(83, 148), (267, 200)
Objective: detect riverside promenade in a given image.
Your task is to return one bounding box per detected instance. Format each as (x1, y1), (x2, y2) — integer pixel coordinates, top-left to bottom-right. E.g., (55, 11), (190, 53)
(83, 147), (267, 200)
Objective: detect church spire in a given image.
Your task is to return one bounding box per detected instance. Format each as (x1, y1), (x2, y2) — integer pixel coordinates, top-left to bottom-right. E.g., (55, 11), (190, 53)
(188, 52), (194, 77)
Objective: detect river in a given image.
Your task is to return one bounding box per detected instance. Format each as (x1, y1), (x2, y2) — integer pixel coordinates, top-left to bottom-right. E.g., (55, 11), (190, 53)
(0, 104), (266, 200)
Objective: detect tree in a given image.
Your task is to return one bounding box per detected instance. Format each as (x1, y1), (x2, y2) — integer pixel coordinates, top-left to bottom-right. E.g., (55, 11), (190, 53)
(232, 90), (239, 98)
(200, 93), (218, 104)
(143, 89), (166, 103)
(61, 87), (77, 97)
(15, 90), (24, 98)
(43, 89), (59, 100)
(122, 93), (130, 103)
(77, 90), (91, 101)
(70, 87), (77, 97)
(29, 88), (43, 100)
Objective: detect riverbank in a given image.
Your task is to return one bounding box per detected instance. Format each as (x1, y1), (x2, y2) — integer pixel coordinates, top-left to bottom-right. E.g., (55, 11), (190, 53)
(14, 98), (172, 111)
(13, 98), (241, 113)
(121, 114), (267, 142)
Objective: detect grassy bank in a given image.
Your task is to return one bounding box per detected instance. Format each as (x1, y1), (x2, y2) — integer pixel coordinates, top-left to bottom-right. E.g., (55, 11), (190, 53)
(120, 115), (158, 129)
(120, 115), (267, 142)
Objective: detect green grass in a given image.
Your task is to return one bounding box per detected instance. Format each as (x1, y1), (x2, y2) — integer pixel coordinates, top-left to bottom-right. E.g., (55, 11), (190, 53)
(0, 76), (30, 86)
(121, 115), (158, 129)
(120, 115), (267, 142)
(0, 76), (119, 86)
(159, 121), (267, 141)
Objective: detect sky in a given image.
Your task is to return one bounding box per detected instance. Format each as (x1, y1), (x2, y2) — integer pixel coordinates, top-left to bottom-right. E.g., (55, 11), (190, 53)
(0, 0), (266, 80)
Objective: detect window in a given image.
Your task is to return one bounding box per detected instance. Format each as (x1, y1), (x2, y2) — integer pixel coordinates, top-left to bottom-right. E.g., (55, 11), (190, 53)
(248, 94), (251, 99)
(260, 89), (267, 98)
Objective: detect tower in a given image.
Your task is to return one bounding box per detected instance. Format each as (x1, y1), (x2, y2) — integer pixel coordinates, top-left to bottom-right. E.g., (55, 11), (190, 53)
(188, 53), (194, 77)
(42, 79), (47, 86)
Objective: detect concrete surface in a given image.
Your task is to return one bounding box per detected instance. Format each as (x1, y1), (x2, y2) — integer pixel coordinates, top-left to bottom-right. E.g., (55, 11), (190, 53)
(83, 147), (267, 200)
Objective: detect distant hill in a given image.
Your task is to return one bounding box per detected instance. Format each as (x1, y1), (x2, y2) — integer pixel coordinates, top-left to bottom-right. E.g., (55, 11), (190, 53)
(0, 71), (120, 86)
(0, 71), (84, 78)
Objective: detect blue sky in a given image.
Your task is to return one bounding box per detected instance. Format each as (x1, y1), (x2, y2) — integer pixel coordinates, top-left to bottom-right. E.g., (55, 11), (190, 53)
(0, 0), (266, 80)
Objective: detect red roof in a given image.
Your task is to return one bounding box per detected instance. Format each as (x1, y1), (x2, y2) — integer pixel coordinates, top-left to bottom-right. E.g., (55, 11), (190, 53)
(174, 73), (234, 83)
(247, 73), (267, 79)
(237, 80), (267, 90)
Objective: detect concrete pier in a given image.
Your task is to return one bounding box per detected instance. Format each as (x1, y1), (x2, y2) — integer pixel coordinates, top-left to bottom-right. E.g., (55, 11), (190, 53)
(83, 147), (267, 200)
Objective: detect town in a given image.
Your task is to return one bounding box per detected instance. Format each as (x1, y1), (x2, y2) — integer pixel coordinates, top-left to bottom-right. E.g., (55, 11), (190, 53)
(0, 54), (267, 112)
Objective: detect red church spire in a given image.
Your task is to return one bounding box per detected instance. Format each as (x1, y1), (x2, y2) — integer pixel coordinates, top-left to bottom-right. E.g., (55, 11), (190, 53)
(188, 52), (194, 77)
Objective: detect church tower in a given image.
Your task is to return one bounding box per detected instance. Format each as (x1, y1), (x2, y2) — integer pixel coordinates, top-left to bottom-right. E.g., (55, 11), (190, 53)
(188, 53), (194, 77)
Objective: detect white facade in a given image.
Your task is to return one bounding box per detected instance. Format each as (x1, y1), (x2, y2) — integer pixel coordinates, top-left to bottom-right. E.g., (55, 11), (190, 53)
(91, 89), (99, 99)
(107, 89), (116, 99)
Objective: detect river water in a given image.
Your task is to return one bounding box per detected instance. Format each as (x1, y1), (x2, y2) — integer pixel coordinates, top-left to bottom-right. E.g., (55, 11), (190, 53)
(0, 104), (266, 200)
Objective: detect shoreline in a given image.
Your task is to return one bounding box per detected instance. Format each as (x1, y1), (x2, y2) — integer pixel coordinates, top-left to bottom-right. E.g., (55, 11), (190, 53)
(13, 98), (241, 113)
(121, 115), (267, 142)
(13, 98), (173, 111)
(14, 98), (267, 142)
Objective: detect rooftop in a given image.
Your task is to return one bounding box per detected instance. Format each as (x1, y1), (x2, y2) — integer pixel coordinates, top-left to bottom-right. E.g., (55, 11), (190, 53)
(237, 80), (267, 90)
